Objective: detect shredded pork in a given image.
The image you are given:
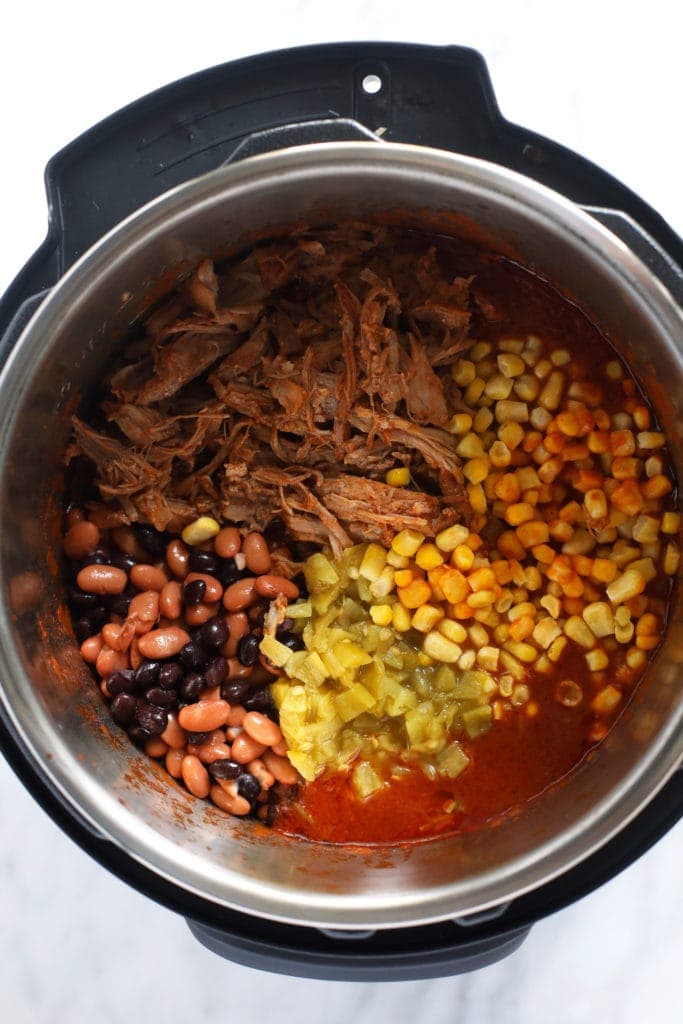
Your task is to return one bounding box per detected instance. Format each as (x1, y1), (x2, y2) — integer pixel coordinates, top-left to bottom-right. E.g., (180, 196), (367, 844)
(68, 223), (476, 554)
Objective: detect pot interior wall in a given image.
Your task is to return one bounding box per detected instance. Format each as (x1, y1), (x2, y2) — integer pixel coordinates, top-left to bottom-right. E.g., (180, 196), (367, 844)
(0, 146), (681, 928)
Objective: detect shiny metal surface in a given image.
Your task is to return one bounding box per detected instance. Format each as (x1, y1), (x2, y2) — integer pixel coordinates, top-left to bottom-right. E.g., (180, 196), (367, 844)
(0, 143), (681, 929)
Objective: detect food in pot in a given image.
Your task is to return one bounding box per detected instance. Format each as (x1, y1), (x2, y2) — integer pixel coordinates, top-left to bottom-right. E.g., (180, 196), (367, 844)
(63, 221), (680, 842)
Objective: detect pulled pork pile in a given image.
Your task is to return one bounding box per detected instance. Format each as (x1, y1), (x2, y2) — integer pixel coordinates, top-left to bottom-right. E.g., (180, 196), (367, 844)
(69, 223), (477, 556)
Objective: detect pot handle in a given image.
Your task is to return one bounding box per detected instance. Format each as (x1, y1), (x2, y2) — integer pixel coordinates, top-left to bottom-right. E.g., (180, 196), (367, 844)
(222, 117), (382, 165)
(0, 289), (49, 371)
(584, 207), (683, 307)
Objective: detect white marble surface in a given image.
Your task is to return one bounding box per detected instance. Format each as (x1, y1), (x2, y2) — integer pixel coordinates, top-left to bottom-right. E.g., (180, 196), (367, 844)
(1, 2), (682, 1020)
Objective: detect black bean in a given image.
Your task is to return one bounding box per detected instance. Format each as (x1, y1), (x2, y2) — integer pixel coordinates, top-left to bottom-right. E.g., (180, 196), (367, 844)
(275, 630), (305, 652)
(208, 758), (241, 780)
(67, 586), (101, 609)
(220, 678), (250, 704)
(216, 561), (242, 589)
(145, 687), (178, 709)
(236, 772), (261, 803)
(110, 551), (137, 573)
(293, 573), (308, 599)
(185, 731), (211, 745)
(204, 656), (228, 689)
(134, 660), (161, 690)
(183, 579), (206, 605)
(188, 550), (220, 575)
(134, 524), (168, 559)
(263, 517), (287, 547)
(252, 607), (267, 628)
(237, 633), (260, 666)
(127, 724), (150, 745)
(196, 617), (229, 651)
(158, 662), (183, 690)
(110, 692), (138, 725)
(243, 688), (277, 718)
(133, 703), (168, 736)
(74, 617), (96, 643)
(179, 641), (206, 671)
(107, 670), (137, 695)
(179, 672), (204, 704)
(88, 607), (109, 633)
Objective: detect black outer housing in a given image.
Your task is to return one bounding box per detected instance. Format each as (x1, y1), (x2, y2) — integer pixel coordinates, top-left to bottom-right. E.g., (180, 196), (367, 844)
(0, 42), (682, 980)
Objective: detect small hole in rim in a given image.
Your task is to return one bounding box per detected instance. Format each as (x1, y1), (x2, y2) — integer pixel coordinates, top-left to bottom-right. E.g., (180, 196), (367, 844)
(362, 74), (382, 95)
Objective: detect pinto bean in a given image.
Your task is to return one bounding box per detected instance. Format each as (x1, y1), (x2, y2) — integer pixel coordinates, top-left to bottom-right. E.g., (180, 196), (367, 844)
(222, 612), (249, 657)
(161, 712), (186, 749)
(185, 572), (223, 603)
(129, 638), (143, 670)
(242, 711), (282, 747)
(227, 658), (253, 681)
(185, 601), (220, 626)
(248, 758), (275, 791)
(242, 533), (272, 574)
(223, 578), (257, 612)
(144, 737), (169, 759)
(95, 645), (129, 678)
(210, 782), (251, 816)
(128, 590), (160, 631)
(214, 526), (241, 559)
(112, 526), (148, 561)
(80, 634), (103, 664)
(130, 564), (168, 592)
(159, 581), (182, 619)
(137, 626), (190, 659)
(254, 575), (300, 601)
(178, 699), (231, 732)
(194, 739), (232, 764)
(231, 732), (267, 764)
(77, 564), (128, 595)
(102, 622), (126, 652)
(182, 755), (211, 798)
(165, 748), (185, 779)
(63, 520), (100, 559)
(226, 704), (246, 727)
(262, 749), (298, 785)
(271, 738), (288, 757)
(166, 539), (190, 579)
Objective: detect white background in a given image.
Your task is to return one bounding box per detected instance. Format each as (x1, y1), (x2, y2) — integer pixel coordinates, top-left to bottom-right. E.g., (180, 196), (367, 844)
(1, 2), (681, 1021)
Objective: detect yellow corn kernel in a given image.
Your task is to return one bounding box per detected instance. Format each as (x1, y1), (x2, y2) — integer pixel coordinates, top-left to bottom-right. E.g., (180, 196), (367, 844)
(538, 370), (565, 411)
(610, 569), (647, 606)
(411, 604), (445, 633)
(385, 467), (410, 487)
(515, 521), (550, 548)
(422, 631), (462, 663)
(499, 650), (527, 680)
(548, 636), (568, 662)
(586, 648), (609, 672)
(582, 602), (615, 638)
(468, 482), (488, 515)
(550, 347), (571, 366)
(626, 646), (647, 671)
(369, 566), (396, 599)
(663, 542), (680, 575)
(477, 646), (500, 671)
(591, 685), (622, 715)
(615, 620), (635, 644)
(623, 557), (656, 583)
(498, 353), (526, 378)
(438, 619), (467, 644)
(394, 569), (414, 588)
(591, 557), (618, 584)
(488, 440), (511, 469)
(386, 549), (410, 569)
(467, 589), (496, 609)
(636, 634), (660, 651)
(452, 544), (475, 572)
(661, 511), (680, 535)
(466, 567), (494, 593)
(504, 641), (537, 663)
(451, 359), (476, 386)
(448, 412), (473, 434)
(392, 604), (412, 632)
(470, 342), (492, 361)
(473, 408), (495, 434)
(565, 616), (596, 649)
(606, 360), (623, 380)
(498, 420), (525, 450)
(533, 617), (562, 649)
(415, 542), (444, 571)
(435, 524), (469, 552)
(500, 337), (526, 354)
(369, 604), (393, 626)
(359, 543), (388, 582)
(181, 516), (221, 546)
(458, 649), (477, 670)
(584, 489), (608, 522)
(504, 502), (536, 527)
(636, 431), (665, 450)
(511, 684), (531, 706)
(391, 529), (424, 558)
(464, 458), (490, 485)
(631, 515), (660, 545)
(540, 594), (562, 619)
(441, 569), (470, 604)
(495, 399), (529, 424)
(484, 374), (514, 401)
(456, 432), (486, 459)
(464, 377), (486, 405)
(398, 579), (432, 609)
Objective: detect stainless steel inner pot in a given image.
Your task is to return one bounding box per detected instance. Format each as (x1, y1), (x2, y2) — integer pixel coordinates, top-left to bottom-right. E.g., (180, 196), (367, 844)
(0, 142), (681, 930)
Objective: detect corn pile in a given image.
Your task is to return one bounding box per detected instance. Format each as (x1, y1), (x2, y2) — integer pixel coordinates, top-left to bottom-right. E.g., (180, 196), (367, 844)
(368, 336), (679, 735)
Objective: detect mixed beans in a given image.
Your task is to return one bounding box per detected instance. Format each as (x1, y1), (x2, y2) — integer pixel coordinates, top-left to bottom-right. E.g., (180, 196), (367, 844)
(64, 513), (301, 820)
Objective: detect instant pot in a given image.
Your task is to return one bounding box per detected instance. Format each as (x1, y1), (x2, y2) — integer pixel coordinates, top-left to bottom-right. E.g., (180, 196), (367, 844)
(0, 43), (681, 980)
